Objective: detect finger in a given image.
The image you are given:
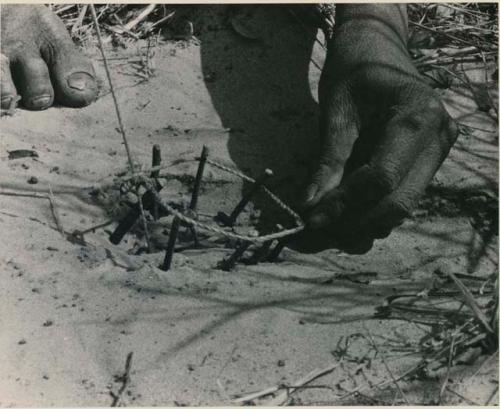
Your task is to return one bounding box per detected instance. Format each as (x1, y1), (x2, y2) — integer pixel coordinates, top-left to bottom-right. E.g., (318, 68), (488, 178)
(369, 96), (448, 183)
(290, 223), (374, 254)
(306, 95), (451, 229)
(12, 54), (54, 110)
(356, 121), (458, 239)
(303, 84), (359, 208)
(0, 54), (18, 110)
(37, 7), (97, 107)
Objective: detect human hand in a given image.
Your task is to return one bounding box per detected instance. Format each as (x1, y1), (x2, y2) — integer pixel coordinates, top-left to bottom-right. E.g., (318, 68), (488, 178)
(298, 4), (458, 254)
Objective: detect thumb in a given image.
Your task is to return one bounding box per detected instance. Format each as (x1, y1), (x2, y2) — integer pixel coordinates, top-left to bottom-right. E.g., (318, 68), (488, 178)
(304, 87), (359, 208)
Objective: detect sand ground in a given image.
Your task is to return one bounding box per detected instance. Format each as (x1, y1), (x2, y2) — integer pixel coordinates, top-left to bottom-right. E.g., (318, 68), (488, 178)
(0, 5), (498, 406)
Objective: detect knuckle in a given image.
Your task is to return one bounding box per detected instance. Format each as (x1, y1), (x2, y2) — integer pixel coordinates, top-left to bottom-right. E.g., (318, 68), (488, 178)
(422, 95), (448, 125)
(367, 164), (399, 196)
(388, 196), (412, 220)
(400, 93), (445, 130)
(314, 162), (332, 181)
(445, 117), (459, 146)
(391, 199), (412, 220)
(320, 191), (346, 220)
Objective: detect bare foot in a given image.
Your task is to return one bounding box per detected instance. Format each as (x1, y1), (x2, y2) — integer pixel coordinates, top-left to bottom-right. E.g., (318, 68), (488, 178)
(1, 5), (97, 110)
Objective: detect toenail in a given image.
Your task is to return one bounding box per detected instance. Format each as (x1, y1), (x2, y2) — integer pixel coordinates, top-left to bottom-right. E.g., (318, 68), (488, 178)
(67, 72), (95, 91)
(1, 96), (13, 108)
(29, 95), (52, 109)
(2, 95), (20, 110)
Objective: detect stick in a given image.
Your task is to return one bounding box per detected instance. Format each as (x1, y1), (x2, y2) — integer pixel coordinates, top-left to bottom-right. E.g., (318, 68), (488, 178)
(71, 4), (88, 35)
(151, 144), (162, 220)
(438, 335), (456, 404)
(446, 270), (494, 333)
(48, 184), (65, 237)
(365, 327), (410, 404)
(219, 168), (273, 227)
(73, 220), (114, 236)
(90, 5), (152, 252)
(111, 351), (133, 407)
(217, 241), (251, 271)
(161, 217), (180, 271)
(90, 4), (134, 171)
(233, 361), (340, 404)
(410, 20), (481, 49)
(445, 386), (481, 406)
(124, 4), (157, 31)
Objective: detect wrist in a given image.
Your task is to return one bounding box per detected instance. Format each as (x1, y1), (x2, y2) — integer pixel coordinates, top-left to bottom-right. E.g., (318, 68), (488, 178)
(333, 4), (408, 45)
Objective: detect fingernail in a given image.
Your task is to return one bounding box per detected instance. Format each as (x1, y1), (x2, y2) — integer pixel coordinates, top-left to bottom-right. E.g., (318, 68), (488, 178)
(67, 72), (95, 91)
(29, 95), (52, 109)
(304, 185), (318, 204)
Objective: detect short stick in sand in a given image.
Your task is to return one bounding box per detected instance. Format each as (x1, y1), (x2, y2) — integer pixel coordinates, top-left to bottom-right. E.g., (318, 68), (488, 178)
(190, 145), (209, 211)
(151, 144), (161, 219)
(217, 241), (251, 271)
(217, 168), (273, 227)
(246, 240), (273, 265)
(109, 145), (164, 245)
(248, 224), (284, 264)
(161, 216), (181, 271)
(267, 239), (287, 262)
(187, 145), (209, 246)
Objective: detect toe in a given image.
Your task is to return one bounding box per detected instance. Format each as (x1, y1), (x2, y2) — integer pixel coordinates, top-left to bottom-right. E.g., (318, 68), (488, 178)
(52, 63), (98, 107)
(1, 54), (19, 110)
(12, 55), (54, 110)
(36, 7), (98, 107)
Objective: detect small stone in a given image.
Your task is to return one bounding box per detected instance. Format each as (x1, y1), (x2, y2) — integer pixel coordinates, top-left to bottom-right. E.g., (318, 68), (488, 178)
(277, 359), (285, 367)
(18, 339), (26, 345)
(42, 319), (53, 327)
(27, 176), (38, 184)
(42, 374), (49, 380)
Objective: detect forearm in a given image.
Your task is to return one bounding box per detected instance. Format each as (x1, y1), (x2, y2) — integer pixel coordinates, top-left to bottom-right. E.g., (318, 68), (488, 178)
(334, 4), (408, 42)
(325, 4), (416, 80)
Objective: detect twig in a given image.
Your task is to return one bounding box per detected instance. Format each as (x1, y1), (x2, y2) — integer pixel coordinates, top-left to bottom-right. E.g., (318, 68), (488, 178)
(416, 53), (496, 70)
(90, 5), (151, 252)
(485, 385), (499, 406)
(0, 190), (48, 200)
(439, 3), (492, 18)
(470, 350), (499, 380)
(445, 270), (494, 333)
(48, 184), (65, 238)
(54, 4), (76, 14)
(111, 351), (133, 407)
(365, 326), (410, 405)
(438, 334), (456, 404)
(232, 361), (340, 405)
(149, 10), (175, 31)
(73, 220), (114, 236)
(479, 51), (499, 117)
(124, 4), (157, 31)
(445, 386), (481, 405)
(71, 5), (88, 35)
(89, 4), (134, 170)
(410, 20), (481, 48)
